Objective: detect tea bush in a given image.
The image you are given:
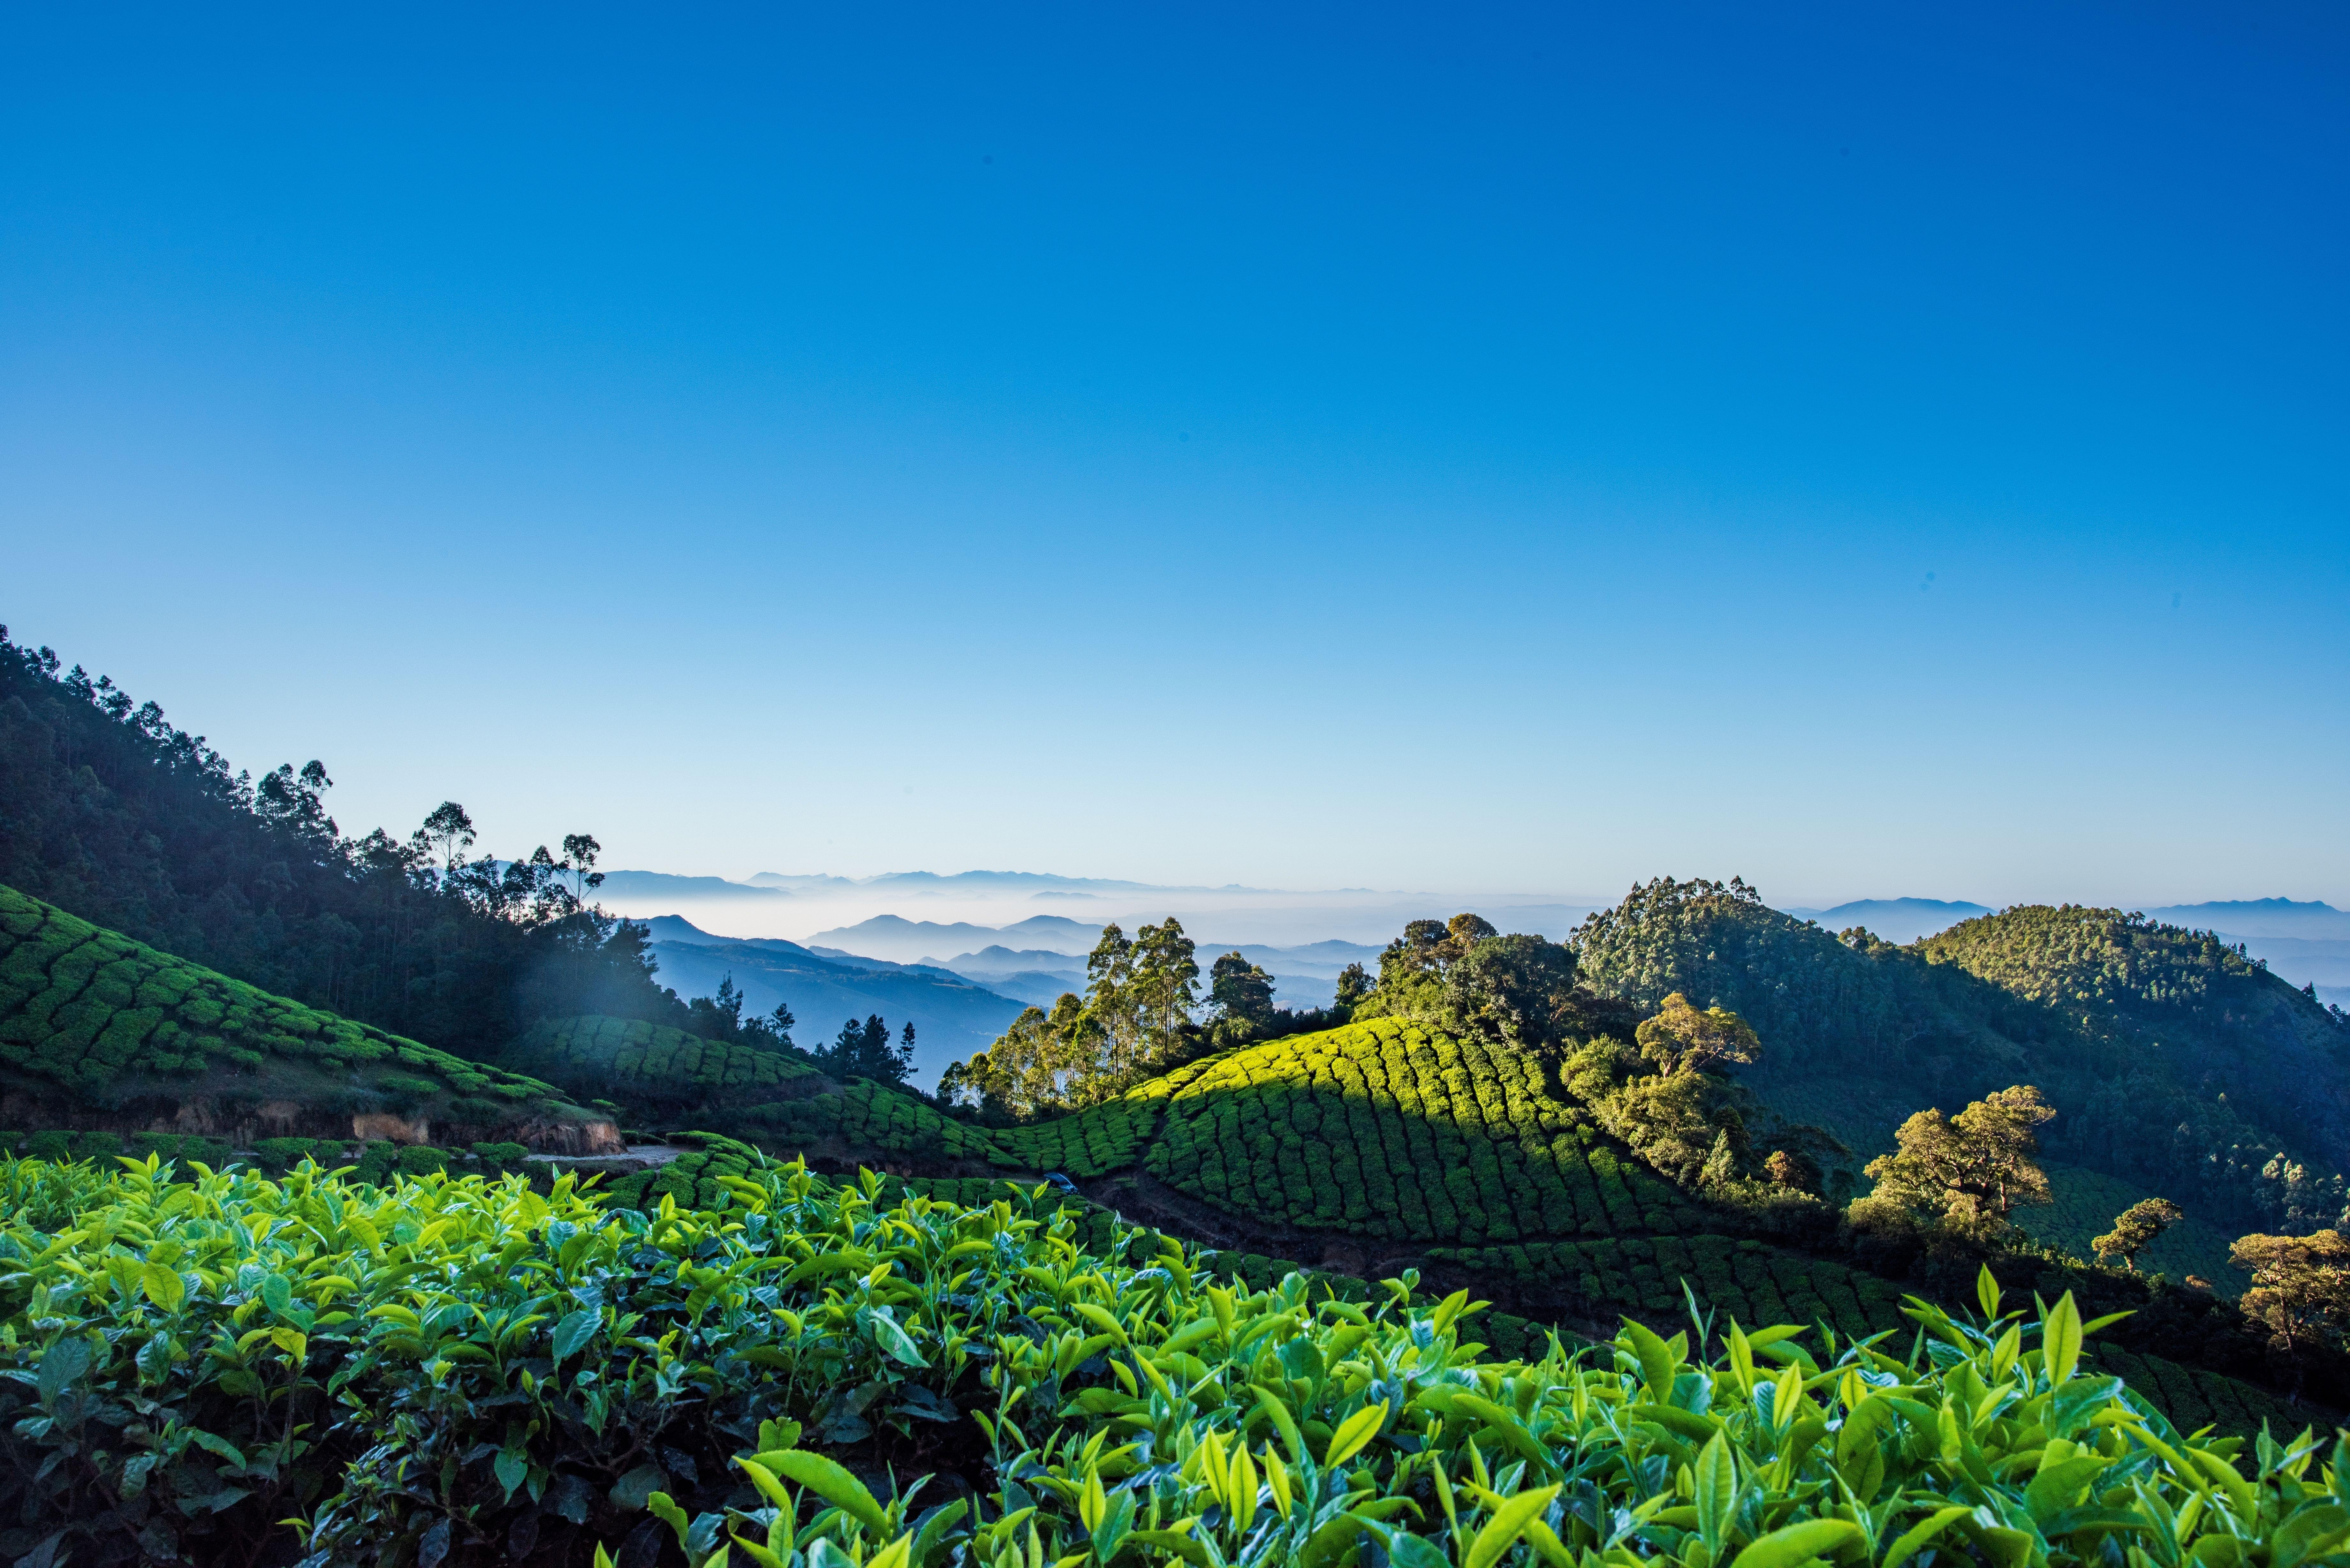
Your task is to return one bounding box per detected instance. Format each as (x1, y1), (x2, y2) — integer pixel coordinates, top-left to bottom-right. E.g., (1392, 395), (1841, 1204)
(986, 1081), (1170, 1178)
(0, 1152), (2340, 1568)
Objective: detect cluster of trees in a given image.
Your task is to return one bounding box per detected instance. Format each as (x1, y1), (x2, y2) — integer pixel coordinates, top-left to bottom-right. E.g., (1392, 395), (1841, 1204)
(822, 1013), (916, 1085)
(0, 629), (687, 1057)
(943, 910), (1617, 1123)
(676, 975), (798, 1054)
(1856, 1086), (2059, 1241)
(939, 919), (1203, 1118)
(1559, 992), (1809, 1193)
(1352, 914), (1593, 1050)
(1847, 1077), (2350, 1378)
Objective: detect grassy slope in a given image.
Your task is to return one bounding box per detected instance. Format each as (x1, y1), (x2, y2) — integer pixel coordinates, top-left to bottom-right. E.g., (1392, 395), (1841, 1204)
(0, 884), (588, 1125)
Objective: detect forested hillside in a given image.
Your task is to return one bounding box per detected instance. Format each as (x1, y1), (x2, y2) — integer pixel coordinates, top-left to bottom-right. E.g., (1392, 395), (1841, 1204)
(0, 629), (681, 1056)
(1575, 877), (2350, 1232)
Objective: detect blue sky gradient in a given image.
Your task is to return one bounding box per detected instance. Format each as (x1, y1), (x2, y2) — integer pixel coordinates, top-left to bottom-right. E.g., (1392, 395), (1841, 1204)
(6, 2), (2345, 906)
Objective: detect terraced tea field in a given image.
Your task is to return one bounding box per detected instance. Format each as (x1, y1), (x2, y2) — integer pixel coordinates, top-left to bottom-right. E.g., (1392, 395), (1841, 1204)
(0, 885), (576, 1116)
(985, 1060), (1212, 1175)
(511, 1014), (822, 1106)
(732, 1078), (1013, 1163)
(1144, 1017), (1708, 1243)
(1427, 1233), (1914, 1337)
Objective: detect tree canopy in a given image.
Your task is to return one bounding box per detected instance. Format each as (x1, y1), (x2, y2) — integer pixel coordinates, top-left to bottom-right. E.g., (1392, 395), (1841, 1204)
(1860, 1085), (2057, 1236)
(2093, 1197), (2184, 1273)
(0, 629), (680, 1058)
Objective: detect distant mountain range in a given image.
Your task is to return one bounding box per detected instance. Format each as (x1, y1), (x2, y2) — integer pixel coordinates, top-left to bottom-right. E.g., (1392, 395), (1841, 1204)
(618, 870), (1228, 898)
(639, 916), (1028, 1084)
(800, 914), (1104, 961)
(2142, 899), (2350, 941)
(793, 915), (1382, 1011)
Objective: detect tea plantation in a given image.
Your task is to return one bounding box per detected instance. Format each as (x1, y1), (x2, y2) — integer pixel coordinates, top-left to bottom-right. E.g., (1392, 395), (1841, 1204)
(511, 1014), (825, 1107)
(0, 885), (583, 1120)
(1144, 1017), (1708, 1242)
(0, 882), (2334, 1556)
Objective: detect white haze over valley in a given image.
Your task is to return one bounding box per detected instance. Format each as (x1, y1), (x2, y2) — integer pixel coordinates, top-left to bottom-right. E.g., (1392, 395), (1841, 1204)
(593, 871), (2350, 1017)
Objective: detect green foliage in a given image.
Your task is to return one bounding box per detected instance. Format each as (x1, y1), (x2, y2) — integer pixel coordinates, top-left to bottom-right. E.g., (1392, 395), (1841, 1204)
(509, 1014), (821, 1109)
(1860, 1085), (2058, 1235)
(1146, 1016), (1708, 1243)
(0, 883), (581, 1117)
(7, 1152), (2335, 1568)
(971, 1240), (2337, 1568)
(1207, 950), (1277, 1033)
(814, 1010), (914, 1086)
(0, 1152), (1160, 1565)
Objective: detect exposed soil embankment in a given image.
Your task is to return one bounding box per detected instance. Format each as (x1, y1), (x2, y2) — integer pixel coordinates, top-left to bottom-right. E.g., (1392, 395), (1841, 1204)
(0, 1085), (622, 1153)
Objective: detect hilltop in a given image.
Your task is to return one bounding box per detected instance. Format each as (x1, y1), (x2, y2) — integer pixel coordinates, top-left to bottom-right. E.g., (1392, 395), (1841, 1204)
(1576, 878), (2350, 1233)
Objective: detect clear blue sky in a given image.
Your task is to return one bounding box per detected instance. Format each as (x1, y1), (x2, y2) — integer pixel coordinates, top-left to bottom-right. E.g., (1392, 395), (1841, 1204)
(6, 2), (2345, 908)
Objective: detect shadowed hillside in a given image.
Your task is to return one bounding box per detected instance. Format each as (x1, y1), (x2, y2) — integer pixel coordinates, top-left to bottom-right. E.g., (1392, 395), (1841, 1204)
(0, 885), (613, 1150)
(1575, 877), (2350, 1232)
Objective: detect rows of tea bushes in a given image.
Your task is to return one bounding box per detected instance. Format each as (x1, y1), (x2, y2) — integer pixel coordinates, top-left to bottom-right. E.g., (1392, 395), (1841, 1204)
(2018, 1161), (2249, 1289)
(985, 1071), (1185, 1176)
(2090, 1344), (2308, 1440)
(5, 1147), (2334, 1568)
(1429, 1233), (1915, 1338)
(0, 884), (575, 1113)
(1145, 1016), (1709, 1243)
(508, 1014), (822, 1107)
(596, 1128), (764, 1211)
(0, 1127), (231, 1167)
(731, 1077), (1013, 1163)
